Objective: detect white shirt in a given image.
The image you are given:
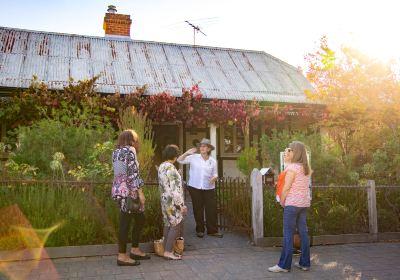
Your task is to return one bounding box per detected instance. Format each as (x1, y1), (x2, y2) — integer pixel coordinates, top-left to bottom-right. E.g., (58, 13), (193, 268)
(178, 154), (218, 190)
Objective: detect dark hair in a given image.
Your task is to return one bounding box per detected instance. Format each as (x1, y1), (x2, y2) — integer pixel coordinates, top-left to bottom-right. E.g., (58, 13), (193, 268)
(289, 141), (310, 176)
(192, 139), (200, 147)
(162, 145), (181, 161)
(117, 129), (140, 152)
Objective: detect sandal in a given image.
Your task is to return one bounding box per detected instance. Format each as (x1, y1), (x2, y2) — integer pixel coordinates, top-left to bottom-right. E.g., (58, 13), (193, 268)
(130, 253), (151, 260)
(163, 253), (182, 260)
(117, 259), (141, 266)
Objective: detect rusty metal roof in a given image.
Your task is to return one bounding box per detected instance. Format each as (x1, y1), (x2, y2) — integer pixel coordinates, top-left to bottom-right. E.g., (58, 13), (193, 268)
(0, 26), (313, 103)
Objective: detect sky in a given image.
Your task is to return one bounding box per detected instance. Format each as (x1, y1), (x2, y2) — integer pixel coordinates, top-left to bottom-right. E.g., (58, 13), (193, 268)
(1, 0), (399, 69)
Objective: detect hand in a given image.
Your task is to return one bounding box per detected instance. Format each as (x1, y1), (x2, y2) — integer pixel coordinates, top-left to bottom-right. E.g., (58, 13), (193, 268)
(186, 148), (197, 155)
(181, 205), (188, 216)
(209, 176), (218, 184)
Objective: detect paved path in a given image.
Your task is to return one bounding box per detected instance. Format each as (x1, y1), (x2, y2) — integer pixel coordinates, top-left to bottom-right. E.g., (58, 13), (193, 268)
(2, 201), (400, 280)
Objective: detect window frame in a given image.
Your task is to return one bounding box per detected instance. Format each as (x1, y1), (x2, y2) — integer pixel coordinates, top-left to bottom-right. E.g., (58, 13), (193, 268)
(219, 124), (245, 158)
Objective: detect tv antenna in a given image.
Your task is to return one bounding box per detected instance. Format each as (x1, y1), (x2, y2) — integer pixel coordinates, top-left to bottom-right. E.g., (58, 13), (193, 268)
(185, 20), (207, 46)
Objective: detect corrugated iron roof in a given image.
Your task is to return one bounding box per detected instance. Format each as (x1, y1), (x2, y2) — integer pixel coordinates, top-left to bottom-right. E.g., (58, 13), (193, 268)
(0, 26), (314, 103)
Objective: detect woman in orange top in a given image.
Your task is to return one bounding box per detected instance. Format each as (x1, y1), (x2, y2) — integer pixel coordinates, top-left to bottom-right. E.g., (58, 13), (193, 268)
(269, 141), (311, 273)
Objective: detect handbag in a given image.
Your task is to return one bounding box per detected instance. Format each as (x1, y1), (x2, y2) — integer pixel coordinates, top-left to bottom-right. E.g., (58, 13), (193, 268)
(124, 149), (141, 214)
(154, 238), (165, 256)
(126, 195), (141, 213)
(173, 237), (184, 255)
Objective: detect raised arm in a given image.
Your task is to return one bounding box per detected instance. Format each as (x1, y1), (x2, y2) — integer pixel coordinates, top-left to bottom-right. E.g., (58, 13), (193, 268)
(177, 147), (197, 164)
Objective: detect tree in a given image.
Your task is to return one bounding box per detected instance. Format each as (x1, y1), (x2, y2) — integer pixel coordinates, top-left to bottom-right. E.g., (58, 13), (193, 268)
(305, 36), (400, 167)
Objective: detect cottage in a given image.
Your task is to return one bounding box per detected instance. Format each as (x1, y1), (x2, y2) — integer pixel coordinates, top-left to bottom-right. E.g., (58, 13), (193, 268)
(0, 6), (315, 177)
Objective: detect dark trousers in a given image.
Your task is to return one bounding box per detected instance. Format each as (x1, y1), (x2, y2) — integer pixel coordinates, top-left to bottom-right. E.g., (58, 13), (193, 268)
(188, 186), (218, 234)
(118, 211), (145, 253)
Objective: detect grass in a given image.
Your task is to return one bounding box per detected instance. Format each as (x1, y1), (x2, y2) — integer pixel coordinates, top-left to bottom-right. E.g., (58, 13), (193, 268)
(0, 182), (163, 250)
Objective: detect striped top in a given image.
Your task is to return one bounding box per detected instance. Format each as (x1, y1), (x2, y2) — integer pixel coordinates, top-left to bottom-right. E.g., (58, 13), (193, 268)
(284, 163), (311, 207)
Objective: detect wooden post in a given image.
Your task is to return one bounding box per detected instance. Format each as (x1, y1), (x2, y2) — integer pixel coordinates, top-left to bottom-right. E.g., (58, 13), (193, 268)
(244, 118), (250, 149)
(367, 180), (378, 240)
(251, 168), (263, 245)
(209, 123), (217, 161)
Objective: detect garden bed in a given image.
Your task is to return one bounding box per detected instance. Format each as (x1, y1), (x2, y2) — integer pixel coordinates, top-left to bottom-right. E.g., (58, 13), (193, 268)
(0, 181), (163, 250)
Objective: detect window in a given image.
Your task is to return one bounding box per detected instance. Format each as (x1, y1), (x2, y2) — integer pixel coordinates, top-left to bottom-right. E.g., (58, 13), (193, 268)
(221, 125), (245, 157)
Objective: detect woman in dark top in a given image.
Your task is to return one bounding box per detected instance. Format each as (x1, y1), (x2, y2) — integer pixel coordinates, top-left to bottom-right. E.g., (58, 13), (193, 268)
(112, 129), (150, 266)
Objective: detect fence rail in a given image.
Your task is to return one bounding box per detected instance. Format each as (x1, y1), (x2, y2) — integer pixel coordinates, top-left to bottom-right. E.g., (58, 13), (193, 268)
(0, 180), (158, 186)
(253, 169), (400, 245)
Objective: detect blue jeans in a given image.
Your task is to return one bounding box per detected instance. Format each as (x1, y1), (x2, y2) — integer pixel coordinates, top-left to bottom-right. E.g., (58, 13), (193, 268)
(278, 206), (311, 270)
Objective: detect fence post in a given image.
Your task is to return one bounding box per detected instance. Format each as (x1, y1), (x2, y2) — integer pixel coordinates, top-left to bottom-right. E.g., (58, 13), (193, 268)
(251, 168), (263, 245)
(367, 180), (378, 240)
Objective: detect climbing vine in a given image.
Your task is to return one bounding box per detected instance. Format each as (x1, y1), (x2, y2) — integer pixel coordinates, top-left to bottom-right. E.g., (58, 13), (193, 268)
(0, 76), (323, 132)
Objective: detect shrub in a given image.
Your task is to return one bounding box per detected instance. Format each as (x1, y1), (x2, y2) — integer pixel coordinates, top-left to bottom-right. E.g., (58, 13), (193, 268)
(260, 129), (356, 185)
(10, 119), (114, 178)
(236, 147), (260, 177)
(0, 182), (163, 249)
(263, 187), (369, 237)
(68, 141), (114, 181)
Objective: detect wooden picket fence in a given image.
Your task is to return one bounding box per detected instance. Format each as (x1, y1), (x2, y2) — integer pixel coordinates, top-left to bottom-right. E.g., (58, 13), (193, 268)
(215, 178), (252, 234)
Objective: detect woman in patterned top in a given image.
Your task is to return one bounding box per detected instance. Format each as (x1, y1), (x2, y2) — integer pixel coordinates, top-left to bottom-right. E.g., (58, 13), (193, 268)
(112, 130), (150, 266)
(158, 145), (187, 260)
(269, 141), (311, 273)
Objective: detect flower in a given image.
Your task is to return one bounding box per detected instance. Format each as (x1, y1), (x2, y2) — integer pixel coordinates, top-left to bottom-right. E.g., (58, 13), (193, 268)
(53, 152), (65, 161)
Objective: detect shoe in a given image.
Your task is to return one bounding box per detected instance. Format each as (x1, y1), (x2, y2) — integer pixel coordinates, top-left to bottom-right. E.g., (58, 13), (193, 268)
(196, 232), (204, 238)
(208, 232), (223, 238)
(130, 253), (151, 260)
(117, 259), (140, 266)
(268, 265), (289, 273)
(294, 262), (310, 271)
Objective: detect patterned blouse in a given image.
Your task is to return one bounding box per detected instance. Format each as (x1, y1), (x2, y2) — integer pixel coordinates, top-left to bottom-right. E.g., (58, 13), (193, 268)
(158, 162), (185, 227)
(112, 146), (144, 213)
(284, 163), (311, 208)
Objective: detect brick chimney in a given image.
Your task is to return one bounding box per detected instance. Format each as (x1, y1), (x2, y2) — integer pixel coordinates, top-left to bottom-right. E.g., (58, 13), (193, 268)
(103, 5), (132, 38)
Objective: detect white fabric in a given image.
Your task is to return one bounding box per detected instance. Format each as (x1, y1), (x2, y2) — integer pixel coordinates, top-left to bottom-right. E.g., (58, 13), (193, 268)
(178, 154), (218, 190)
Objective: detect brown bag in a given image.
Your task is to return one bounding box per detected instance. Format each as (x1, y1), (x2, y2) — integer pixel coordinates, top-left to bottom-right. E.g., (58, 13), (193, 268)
(154, 238), (164, 256)
(173, 237), (184, 255)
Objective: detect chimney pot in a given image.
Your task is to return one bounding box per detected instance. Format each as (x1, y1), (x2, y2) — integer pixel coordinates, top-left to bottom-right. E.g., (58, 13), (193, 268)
(107, 5), (117, 14)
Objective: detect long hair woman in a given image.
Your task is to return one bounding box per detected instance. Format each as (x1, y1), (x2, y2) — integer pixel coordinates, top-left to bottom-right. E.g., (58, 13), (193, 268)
(112, 129), (150, 266)
(269, 141), (311, 273)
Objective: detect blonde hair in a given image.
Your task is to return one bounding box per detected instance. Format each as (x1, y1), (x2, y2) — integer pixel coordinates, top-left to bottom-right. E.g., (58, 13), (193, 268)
(289, 141), (310, 176)
(117, 129), (140, 152)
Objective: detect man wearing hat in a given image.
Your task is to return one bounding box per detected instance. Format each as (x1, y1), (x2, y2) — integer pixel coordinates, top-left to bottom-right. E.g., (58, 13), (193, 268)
(177, 138), (223, 238)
